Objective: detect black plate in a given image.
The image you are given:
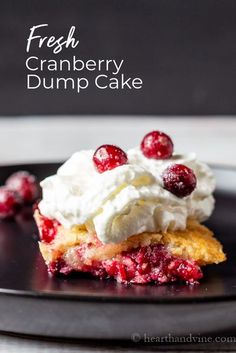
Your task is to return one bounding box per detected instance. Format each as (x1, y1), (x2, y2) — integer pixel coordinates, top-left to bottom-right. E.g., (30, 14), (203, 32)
(0, 163), (236, 339)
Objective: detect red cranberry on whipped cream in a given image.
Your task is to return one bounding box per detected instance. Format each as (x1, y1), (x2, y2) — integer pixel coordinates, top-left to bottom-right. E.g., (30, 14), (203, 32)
(93, 144), (128, 173)
(141, 130), (173, 159)
(162, 164), (197, 198)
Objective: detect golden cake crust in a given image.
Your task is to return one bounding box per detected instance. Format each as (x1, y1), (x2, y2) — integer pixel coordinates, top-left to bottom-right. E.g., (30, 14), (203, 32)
(35, 210), (226, 266)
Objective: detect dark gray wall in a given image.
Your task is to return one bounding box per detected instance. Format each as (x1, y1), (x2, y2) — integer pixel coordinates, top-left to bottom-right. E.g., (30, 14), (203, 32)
(1, 0), (236, 115)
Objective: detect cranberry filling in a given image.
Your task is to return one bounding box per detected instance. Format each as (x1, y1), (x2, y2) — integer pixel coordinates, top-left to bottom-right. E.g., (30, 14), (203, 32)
(39, 216), (60, 243)
(38, 214), (202, 285)
(49, 244), (203, 285)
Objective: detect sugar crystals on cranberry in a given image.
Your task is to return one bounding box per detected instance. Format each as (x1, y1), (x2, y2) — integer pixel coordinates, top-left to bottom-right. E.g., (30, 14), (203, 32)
(6, 171), (40, 204)
(141, 131), (174, 159)
(162, 164), (197, 198)
(0, 187), (21, 219)
(93, 144), (128, 173)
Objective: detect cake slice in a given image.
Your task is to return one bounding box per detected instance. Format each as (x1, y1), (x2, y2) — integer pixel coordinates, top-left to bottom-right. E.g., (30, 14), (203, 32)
(35, 131), (226, 285)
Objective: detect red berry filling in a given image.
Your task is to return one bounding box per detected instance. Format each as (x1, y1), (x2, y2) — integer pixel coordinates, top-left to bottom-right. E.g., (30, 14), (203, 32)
(49, 244), (203, 285)
(0, 187), (21, 219)
(162, 163), (197, 198)
(39, 216), (61, 243)
(6, 171), (40, 204)
(141, 131), (174, 159)
(93, 144), (128, 173)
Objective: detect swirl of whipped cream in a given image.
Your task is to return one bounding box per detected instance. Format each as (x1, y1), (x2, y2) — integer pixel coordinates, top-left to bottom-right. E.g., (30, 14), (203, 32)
(38, 147), (216, 244)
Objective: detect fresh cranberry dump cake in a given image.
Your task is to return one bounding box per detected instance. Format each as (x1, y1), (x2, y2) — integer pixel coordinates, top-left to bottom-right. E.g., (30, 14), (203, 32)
(35, 131), (226, 286)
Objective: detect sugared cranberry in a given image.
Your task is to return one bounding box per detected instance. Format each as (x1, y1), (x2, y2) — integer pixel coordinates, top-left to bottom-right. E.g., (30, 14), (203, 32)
(141, 131), (173, 159)
(6, 171), (40, 204)
(0, 187), (21, 219)
(93, 144), (128, 173)
(162, 164), (197, 198)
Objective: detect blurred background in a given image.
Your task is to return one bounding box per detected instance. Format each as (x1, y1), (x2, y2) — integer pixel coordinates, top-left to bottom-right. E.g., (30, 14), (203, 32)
(0, 0), (236, 166)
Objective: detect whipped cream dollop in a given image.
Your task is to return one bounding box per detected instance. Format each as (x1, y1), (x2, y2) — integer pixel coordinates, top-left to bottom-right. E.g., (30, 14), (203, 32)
(38, 147), (216, 244)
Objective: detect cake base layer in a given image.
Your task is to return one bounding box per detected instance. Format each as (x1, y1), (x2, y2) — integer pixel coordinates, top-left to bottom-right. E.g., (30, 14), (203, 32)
(48, 244), (203, 284)
(35, 210), (226, 285)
